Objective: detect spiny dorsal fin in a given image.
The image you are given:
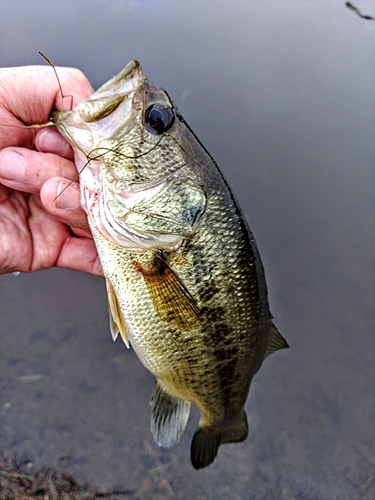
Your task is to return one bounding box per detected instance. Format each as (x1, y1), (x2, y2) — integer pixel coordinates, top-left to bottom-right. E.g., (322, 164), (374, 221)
(150, 381), (191, 448)
(134, 253), (200, 331)
(106, 279), (130, 347)
(265, 320), (289, 358)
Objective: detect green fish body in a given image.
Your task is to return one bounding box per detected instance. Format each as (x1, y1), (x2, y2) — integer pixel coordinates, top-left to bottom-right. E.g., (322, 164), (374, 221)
(54, 61), (288, 469)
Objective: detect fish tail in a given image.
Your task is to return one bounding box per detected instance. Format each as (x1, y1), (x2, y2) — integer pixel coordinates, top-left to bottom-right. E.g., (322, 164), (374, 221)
(190, 410), (248, 469)
(220, 410), (249, 444)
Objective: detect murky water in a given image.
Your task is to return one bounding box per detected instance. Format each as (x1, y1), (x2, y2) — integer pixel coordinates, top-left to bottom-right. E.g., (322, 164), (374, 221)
(1, 1), (374, 499)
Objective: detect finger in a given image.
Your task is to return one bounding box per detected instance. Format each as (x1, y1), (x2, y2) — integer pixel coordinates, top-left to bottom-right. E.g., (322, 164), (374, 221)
(56, 236), (103, 277)
(0, 65), (93, 149)
(35, 128), (74, 160)
(0, 147), (78, 194)
(1, 65), (93, 121)
(40, 177), (91, 234)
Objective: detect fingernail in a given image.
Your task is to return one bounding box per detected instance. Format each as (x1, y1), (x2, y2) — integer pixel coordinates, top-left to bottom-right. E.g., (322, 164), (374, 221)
(55, 181), (81, 210)
(0, 149), (26, 181)
(36, 129), (72, 157)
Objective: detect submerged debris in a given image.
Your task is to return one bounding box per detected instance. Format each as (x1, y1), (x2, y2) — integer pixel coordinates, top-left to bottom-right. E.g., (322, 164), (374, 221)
(345, 2), (374, 20)
(0, 455), (135, 500)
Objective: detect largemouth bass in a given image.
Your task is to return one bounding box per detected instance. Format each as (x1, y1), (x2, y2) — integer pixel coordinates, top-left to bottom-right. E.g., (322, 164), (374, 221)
(53, 61), (288, 469)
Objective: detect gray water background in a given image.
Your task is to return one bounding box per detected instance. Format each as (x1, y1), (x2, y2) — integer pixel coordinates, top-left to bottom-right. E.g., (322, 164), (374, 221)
(0, 1), (374, 499)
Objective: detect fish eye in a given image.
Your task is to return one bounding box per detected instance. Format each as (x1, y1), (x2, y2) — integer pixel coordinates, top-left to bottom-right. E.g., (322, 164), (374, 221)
(144, 103), (175, 135)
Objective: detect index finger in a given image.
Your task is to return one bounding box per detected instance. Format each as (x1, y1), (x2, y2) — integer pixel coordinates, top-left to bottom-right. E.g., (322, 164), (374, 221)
(0, 65), (93, 150)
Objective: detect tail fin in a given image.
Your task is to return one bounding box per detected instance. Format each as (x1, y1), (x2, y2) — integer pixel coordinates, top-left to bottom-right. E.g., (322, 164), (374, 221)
(190, 411), (248, 469)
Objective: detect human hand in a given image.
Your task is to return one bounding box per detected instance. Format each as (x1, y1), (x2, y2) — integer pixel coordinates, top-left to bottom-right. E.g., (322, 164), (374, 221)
(0, 65), (103, 276)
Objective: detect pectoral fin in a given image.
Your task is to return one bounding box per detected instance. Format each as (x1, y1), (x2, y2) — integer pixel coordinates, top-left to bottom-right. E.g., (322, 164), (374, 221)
(151, 380), (191, 447)
(106, 279), (130, 347)
(265, 320), (289, 358)
(134, 253), (200, 331)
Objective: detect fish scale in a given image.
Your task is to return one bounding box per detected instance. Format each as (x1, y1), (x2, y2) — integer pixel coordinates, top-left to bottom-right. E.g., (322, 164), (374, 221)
(54, 60), (288, 469)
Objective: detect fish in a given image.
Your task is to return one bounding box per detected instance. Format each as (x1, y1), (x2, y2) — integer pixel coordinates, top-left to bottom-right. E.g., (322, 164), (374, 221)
(53, 60), (288, 469)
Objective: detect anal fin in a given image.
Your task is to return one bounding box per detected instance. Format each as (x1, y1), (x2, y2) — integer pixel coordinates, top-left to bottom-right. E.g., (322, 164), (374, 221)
(106, 279), (130, 347)
(150, 380), (191, 448)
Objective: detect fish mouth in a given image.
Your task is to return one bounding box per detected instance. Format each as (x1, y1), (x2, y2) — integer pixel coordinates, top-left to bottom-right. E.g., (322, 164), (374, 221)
(82, 60), (144, 107)
(52, 61), (143, 122)
(54, 60), (145, 147)
(81, 62), (143, 124)
(94, 60), (143, 96)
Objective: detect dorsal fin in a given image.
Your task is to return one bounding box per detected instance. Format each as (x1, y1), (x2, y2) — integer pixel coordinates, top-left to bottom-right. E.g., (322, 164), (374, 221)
(265, 320), (289, 358)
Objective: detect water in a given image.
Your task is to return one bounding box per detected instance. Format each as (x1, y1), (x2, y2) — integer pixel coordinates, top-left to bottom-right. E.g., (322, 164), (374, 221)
(0, 1), (374, 498)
